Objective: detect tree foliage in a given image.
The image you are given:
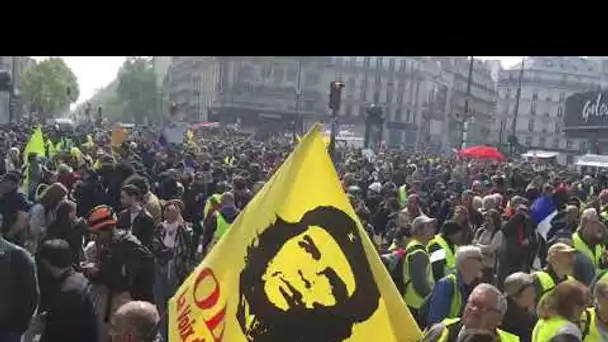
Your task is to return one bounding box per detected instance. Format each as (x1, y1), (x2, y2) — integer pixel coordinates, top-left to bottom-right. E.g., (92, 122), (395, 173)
(20, 58), (79, 118)
(116, 57), (158, 124)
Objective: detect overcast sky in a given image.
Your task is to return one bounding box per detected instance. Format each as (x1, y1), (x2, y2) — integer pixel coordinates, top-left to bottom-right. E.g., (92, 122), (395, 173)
(32, 56), (524, 108)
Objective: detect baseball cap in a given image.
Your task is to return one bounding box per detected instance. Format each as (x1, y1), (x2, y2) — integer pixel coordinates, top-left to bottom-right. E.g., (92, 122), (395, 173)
(412, 216), (437, 231)
(87, 205), (117, 231)
(504, 272), (535, 298)
(547, 242), (576, 260)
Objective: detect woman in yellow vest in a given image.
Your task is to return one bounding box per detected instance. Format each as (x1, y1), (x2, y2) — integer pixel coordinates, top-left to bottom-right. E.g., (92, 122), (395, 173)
(533, 243), (576, 307)
(532, 280), (590, 342)
(579, 279), (608, 341)
(422, 283), (519, 342)
(402, 216), (436, 318)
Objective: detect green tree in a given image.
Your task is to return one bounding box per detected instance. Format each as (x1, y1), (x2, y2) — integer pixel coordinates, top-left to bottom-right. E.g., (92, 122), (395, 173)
(115, 57), (158, 124)
(20, 58), (79, 119)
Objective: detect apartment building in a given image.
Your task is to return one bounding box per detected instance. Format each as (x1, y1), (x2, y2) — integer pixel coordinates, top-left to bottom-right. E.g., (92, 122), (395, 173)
(495, 57), (608, 163)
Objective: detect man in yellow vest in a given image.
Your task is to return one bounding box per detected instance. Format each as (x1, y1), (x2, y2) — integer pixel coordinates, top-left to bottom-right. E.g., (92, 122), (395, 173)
(533, 242), (576, 306)
(579, 278), (608, 342)
(423, 283), (519, 342)
(428, 221), (466, 281)
(398, 183), (408, 207)
(425, 245), (484, 326)
(402, 216), (436, 318)
(203, 192), (239, 254)
(572, 208), (605, 285)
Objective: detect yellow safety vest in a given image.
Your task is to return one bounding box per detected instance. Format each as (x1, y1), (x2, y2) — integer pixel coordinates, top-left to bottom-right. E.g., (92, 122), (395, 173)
(532, 316), (573, 342)
(204, 193), (223, 219)
(573, 231), (604, 269)
(428, 235), (457, 278)
(399, 184), (407, 207)
(223, 156), (235, 166)
(402, 239), (434, 309)
(437, 318), (520, 342)
(213, 212), (231, 243)
(534, 271), (574, 306)
(580, 307), (601, 342)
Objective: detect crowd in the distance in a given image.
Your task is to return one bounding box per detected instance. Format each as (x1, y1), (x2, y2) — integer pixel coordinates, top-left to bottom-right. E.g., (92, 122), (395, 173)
(0, 120), (607, 342)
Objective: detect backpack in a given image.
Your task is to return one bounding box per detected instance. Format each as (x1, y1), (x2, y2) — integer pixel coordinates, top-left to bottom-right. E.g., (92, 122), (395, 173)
(381, 248), (407, 294)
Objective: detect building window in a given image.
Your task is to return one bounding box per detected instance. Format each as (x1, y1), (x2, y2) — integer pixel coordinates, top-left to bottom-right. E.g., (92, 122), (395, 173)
(389, 58), (396, 72)
(505, 88), (511, 99)
(539, 137), (546, 147)
(530, 103), (536, 115)
(504, 104), (510, 115)
(373, 91), (380, 103)
(237, 65), (254, 81)
(399, 59), (407, 72)
(364, 57), (370, 68)
(273, 68), (284, 83)
(375, 75), (382, 84)
(559, 91), (566, 102)
(305, 73), (319, 86)
(566, 140), (573, 149)
(555, 122), (561, 133)
(376, 57), (383, 69)
(532, 89), (538, 101)
(386, 90), (393, 103)
(525, 137), (532, 146)
(395, 109), (402, 122)
(553, 138), (560, 148)
(397, 91), (403, 104)
(370, 57), (377, 69)
(557, 106), (563, 117)
(349, 57), (356, 66)
(528, 120), (535, 131)
(261, 63), (272, 79)
(286, 68), (297, 82)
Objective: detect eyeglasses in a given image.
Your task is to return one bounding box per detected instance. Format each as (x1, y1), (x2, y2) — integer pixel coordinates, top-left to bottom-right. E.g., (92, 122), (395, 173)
(468, 298), (501, 315)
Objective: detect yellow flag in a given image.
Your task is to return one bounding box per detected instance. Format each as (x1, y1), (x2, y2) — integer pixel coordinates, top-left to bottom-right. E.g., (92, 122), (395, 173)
(168, 124), (421, 342)
(23, 126), (46, 164)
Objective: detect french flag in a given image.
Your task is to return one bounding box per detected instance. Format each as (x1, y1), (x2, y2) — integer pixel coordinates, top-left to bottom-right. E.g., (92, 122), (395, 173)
(530, 193), (557, 241)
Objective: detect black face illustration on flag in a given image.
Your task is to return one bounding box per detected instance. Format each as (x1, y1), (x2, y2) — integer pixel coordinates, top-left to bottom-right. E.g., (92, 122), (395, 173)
(236, 206), (381, 342)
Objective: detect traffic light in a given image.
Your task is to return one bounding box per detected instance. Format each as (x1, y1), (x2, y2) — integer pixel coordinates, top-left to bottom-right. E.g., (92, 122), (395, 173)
(0, 70), (12, 92)
(328, 81), (345, 111)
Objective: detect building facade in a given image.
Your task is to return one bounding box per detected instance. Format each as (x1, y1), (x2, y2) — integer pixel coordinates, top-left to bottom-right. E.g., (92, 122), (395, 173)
(495, 57), (608, 163)
(431, 57), (497, 148)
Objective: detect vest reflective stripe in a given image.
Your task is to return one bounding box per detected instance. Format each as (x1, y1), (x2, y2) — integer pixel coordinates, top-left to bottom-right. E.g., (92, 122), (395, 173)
(534, 271), (574, 305)
(581, 308), (601, 342)
(573, 231), (604, 268)
(443, 273), (462, 319)
(532, 316), (572, 342)
(428, 235), (456, 277)
(213, 212), (231, 242)
(438, 318), (520, 342)
(224, 156), (235, 166)
(403, 239), (434, 309)
(399, 185), (407, 207)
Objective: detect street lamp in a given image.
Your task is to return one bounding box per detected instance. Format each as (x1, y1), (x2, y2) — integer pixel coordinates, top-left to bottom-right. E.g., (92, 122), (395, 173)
(365, 104), (384, 150)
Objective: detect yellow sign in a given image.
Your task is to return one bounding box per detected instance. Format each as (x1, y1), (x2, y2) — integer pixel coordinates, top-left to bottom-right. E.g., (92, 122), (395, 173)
(168, 124), (422, 342)
(111, 127), (127, 147)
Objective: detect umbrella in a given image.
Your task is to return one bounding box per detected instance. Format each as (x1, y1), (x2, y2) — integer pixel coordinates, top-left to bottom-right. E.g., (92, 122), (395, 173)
(457, 145), (505, 161)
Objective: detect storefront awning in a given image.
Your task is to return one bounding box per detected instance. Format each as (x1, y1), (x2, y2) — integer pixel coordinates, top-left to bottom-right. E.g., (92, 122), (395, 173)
(521, 150), (559, 159)
(575, 154), (608, 168)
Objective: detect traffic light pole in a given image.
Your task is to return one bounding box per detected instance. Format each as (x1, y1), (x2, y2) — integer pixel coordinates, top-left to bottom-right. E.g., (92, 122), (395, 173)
(460, 56), (474, 149)
(329, 108), (338, 158)
(510, 57), (525, 155)
(8, 56), (17, 123)
(328, 81), (344, 160)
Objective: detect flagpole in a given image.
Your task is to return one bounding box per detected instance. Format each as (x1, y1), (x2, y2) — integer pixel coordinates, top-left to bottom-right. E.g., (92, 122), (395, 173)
(510, 57), (525, 154)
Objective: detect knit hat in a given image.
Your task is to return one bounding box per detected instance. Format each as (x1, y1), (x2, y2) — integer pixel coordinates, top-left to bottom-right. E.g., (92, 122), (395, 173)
(87, 205), (117, 231)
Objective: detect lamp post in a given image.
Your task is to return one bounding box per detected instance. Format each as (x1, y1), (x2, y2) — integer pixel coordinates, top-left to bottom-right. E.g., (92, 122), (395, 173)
(328, 81), (345, 159)
(460, 56), (474, 149)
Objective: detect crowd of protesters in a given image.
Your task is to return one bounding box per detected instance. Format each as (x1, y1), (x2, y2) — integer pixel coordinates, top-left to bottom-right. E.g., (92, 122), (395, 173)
(1, 119), (608, 342)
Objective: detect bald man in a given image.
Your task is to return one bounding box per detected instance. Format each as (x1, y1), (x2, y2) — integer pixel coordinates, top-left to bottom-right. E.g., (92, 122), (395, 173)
(110, 301), (161, 342)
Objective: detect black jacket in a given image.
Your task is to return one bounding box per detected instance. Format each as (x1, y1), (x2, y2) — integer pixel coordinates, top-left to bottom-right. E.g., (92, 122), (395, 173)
(92, 231), (155, 303)
(117, 208), (156, 250)
(40, 269), (98, 342)
(501, 297), (537, 342)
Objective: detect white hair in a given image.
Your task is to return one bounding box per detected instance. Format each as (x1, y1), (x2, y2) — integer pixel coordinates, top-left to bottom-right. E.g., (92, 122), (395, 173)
(582, 208), (598, 222)
(471, 283), (508, 319)
(482, 196), (497, 211)
(456, 245), (483, 269)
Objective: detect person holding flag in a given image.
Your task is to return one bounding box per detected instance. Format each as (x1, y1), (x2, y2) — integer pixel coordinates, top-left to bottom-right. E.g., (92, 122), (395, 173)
(167, 124), (422, 342)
